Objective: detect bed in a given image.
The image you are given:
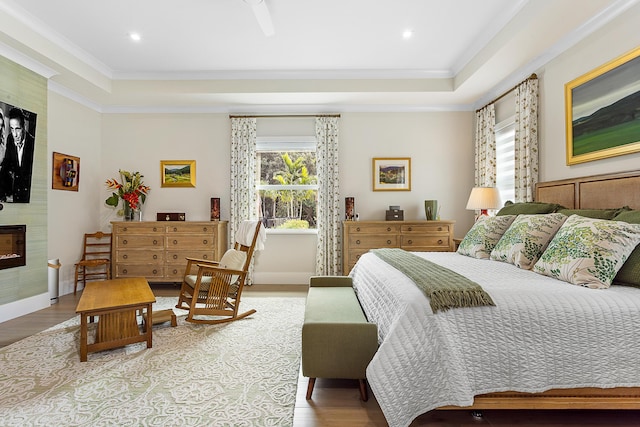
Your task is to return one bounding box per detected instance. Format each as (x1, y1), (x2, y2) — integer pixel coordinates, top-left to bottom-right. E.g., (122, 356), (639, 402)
(349, 170), (640, 427)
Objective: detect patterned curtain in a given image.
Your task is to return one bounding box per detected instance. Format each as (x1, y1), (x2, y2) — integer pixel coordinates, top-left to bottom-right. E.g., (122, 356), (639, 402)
(514, 77), (539, 202)
(474, 104), (496, 186)
(230, 117), (258, 282)
(315, 117), (341, 275)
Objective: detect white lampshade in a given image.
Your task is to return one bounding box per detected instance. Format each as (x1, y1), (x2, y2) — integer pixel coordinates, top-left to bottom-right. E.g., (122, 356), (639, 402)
(466, 187), (501, 211)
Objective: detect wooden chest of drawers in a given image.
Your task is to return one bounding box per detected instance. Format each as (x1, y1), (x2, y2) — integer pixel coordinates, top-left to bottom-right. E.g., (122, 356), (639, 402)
(342, 220), (455, 274)
(111, 221), (228, 283)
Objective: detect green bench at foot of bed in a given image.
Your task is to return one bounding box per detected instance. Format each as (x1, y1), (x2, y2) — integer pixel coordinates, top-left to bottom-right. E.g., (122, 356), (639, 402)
(302, 276), (378, 401)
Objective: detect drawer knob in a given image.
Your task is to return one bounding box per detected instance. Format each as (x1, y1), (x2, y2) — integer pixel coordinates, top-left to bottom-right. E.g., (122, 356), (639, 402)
(387, 227), (391, 232)
(408, 239), (413, 244)
(153, 269), (158, 274)
(153, 227), (157, 232)
(438, 227), (443, 231)
(123, 239), (128, 245)
(123, 254), (128, 259)
(356, 239), (361, 245)
(387, 240), (392, 245)
(173, 239), (178, 245)
(203, 239), (208, 245)
(173, 269), (178, 274)
(203, 227), (208, 232)
(123, 227), (128, 232)
(438, 239), (443, 244)
(203, 254), (208, 259)
(153, 239), (158, 245)
(153, 254), (158, 260)
(173, 254), (178, 260)
(173, 227), (178, 232)
(123, 269), (128, 274)
(356, 227), (361, 232)
(408, 227), (412, 231)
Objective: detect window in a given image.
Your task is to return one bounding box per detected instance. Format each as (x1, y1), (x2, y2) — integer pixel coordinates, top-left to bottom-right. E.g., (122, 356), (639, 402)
(495, 116), (515, 204)
(256, 136), (318, 229)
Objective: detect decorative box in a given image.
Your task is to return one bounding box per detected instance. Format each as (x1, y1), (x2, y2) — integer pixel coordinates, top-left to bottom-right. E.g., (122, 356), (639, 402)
(385, 209), (404, 221)
(156, 212), (186, 221)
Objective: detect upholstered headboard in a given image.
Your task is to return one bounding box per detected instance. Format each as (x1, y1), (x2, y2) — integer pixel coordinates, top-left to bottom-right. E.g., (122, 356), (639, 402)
(535, 170), (640, 210)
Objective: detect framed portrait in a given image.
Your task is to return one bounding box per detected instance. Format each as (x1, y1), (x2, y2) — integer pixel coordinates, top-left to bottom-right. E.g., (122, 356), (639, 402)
(160, 160), (196, 187)
(372, 157), (411, 191)
(565, 46), (640, 165)
(52, 152), (79, 191)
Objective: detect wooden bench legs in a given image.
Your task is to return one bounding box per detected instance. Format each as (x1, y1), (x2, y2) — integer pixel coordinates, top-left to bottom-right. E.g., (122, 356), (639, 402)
(306, 378), (369, 402)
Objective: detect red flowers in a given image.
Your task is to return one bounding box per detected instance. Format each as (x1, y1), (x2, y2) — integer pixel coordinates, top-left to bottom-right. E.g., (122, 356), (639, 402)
(105, 170), (150, 212)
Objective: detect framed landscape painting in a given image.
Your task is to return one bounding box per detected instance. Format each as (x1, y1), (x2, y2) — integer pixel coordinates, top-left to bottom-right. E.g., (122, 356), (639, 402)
(160, 160), (196, 187)
(372, 157), (411, 191)
(565, 46), (640, 165)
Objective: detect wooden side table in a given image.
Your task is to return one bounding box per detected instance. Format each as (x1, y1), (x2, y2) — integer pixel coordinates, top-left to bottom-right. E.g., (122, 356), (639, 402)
(75, 277), (155, 362)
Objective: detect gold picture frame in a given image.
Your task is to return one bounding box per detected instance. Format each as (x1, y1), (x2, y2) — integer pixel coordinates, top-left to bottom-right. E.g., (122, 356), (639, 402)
(160, 160), (196, 187)
(52, 152), (80, 191)
(372, 157), (411, 191)
(565, 46), (640, 165)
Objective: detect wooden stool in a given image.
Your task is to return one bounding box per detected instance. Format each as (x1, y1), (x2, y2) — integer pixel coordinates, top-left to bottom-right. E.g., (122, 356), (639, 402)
(142, 309), (177, 332)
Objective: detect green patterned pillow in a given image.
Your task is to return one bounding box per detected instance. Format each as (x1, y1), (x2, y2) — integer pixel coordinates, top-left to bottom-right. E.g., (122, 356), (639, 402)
(533, 215), (640, 289)
(557, 207), (630, 220)
(496, 202), (562, 216)
(490, 213), (567, 269)
(457, 215), (516, 259)
(612, 210), (640, 288)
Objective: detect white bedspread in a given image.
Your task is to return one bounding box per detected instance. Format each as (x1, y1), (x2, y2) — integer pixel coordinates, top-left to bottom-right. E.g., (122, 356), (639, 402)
(350, 251), (640, 427)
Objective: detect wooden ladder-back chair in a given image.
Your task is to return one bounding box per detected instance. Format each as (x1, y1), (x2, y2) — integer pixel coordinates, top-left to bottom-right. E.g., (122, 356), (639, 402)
(176, 220), (263, 324)
(74, 231), (112, 294)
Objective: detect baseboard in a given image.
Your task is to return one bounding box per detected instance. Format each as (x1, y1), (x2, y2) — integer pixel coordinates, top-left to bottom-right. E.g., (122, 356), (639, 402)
(0, 292), (50, 323)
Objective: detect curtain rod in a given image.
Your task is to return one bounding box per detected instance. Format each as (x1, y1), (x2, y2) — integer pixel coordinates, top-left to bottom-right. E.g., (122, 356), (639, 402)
(229, 114), (341, 119)
(476, 73), (538, 112)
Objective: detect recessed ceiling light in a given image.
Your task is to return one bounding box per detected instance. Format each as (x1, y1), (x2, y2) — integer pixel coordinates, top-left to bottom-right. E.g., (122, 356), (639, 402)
(129, 32), (142, 42)
(402, 29), (413, 40)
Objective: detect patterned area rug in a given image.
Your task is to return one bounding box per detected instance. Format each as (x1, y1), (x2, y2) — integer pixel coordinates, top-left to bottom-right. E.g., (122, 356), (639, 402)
(0, 296), (305, 427)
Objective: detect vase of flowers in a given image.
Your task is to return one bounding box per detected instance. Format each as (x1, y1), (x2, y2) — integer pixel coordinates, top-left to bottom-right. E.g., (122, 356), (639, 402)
(105, 170), (150, 220)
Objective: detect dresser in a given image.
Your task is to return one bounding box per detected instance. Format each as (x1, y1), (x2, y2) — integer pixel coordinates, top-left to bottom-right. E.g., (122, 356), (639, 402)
(342, 220), (455, 274)
(111, 221), (228, 283)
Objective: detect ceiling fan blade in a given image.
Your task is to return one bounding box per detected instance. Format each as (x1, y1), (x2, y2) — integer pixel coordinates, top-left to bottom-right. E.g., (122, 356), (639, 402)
(244, 0), (275, 37)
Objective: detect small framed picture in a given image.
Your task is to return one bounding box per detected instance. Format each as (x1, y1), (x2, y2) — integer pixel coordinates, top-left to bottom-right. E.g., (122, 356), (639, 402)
(160, 160), (196, 187)
(211, 197), (220, 221)
(372, 157), (411, 191)
(52, 152), (80, 191)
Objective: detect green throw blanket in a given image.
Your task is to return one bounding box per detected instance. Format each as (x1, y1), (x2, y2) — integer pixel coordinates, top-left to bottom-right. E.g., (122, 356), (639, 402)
(371, 248), (495, 313)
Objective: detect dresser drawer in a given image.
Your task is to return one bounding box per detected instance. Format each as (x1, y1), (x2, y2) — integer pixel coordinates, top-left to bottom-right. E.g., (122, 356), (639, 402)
(349, 234), (398, 249)
(116, 264), (165, 278)
(166, 235), (215, 249)
(113, 223), (164, 234)
(401, 235), (451, 250)
(165, 264), (186, 280)
(166, 223), (218, 234)
(346, 224), (400, 234)
(116, 250), (164, 263)
(401, 224), (451, 234)
(166, 250), (216, 264)
(116, 235), (164, 248)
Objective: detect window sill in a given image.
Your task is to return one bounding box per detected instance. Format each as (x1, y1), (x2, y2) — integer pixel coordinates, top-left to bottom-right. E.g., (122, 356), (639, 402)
(265, 228), (318, 235)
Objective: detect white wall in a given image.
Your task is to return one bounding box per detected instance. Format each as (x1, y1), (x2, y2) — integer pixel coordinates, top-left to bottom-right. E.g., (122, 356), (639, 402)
(538, 2), (640, 181)
(47, 92), (102, 295)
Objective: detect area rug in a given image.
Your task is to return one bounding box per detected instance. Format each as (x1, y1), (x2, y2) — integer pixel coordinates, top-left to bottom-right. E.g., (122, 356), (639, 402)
(0, 296), (306, 427)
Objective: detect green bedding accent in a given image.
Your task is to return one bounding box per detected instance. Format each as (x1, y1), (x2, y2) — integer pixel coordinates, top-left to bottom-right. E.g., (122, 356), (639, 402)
(371, 248), (495, 313)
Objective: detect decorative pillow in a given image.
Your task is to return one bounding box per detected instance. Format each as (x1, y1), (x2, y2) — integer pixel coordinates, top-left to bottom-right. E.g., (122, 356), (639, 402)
(219, 249), (247, 270)
(557, 207), (630, 220)
(457, 215), (516, 259)
(496, 202), (562, 216)
(533, 215), (640, 289)
(612, 210), (640, 288)
(490, 213), (567, 269)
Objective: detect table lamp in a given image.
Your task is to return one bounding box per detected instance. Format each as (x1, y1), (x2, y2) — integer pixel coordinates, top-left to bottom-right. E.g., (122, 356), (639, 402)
(466, 187), (501, 219)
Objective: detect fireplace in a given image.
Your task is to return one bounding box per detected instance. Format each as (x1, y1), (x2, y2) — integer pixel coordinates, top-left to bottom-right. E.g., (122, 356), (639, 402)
(0, 225), (26, 270)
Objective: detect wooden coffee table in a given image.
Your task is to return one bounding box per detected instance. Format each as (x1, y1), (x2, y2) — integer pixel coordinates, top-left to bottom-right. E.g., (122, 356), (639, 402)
(75, 277), (156, 362)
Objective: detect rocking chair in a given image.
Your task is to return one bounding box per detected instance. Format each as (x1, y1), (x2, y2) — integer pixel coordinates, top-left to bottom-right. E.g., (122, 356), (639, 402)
(176, 220), (263, 324)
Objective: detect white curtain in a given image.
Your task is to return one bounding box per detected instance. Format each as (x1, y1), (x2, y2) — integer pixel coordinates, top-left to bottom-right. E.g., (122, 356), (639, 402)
(474, 104), (496, 186)
(230, 117), (258, 282)
(315, 116), (341, 276)
(514, 77), (539, 202)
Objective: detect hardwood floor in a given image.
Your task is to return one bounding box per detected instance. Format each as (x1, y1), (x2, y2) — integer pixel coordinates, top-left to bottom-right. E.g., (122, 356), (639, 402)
(1, 283), (639, 426)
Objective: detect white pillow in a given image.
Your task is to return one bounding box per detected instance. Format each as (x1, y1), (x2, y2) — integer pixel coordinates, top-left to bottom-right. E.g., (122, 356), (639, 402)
(219, 249), (247, 270)
(457, 215), (516, 259)
(490, 213), (567, 269)
(533, 215), (640, 289)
